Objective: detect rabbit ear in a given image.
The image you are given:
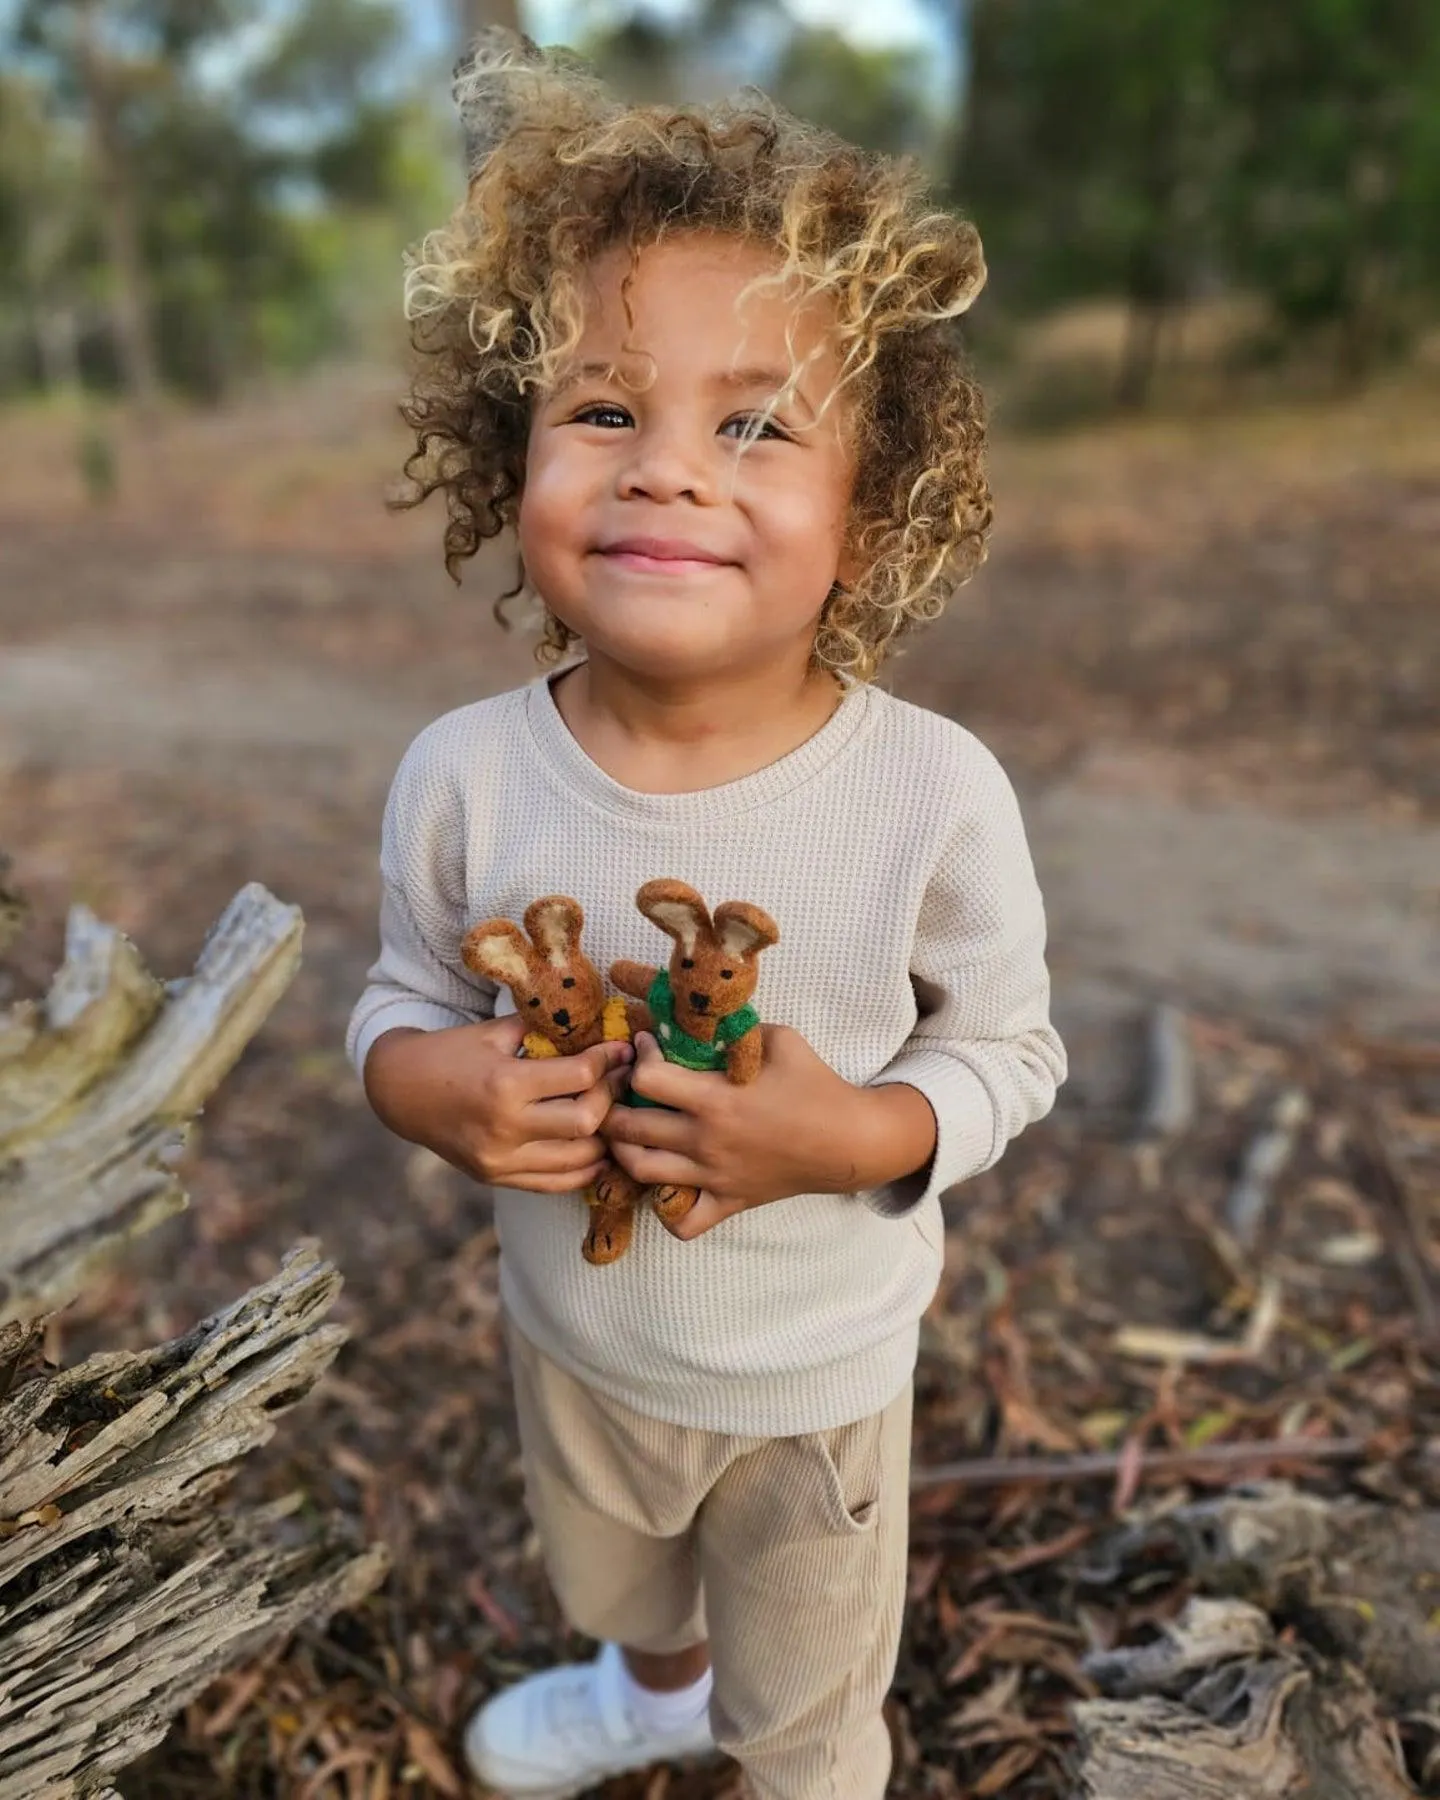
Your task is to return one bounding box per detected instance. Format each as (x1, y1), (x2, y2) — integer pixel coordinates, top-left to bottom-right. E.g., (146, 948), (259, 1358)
(462, 919), (536, 990)
(713, 901), (779, 959)
(636, 880), (710, 956)
(525, 895), (584, 967)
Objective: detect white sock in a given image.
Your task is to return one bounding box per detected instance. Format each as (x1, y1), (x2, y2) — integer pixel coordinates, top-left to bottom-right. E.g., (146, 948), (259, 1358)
(616, 1654), (713, 1736)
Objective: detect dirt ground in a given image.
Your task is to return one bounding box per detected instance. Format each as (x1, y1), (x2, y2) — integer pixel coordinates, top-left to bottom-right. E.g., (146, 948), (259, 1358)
(2, 367), (1438, 1797)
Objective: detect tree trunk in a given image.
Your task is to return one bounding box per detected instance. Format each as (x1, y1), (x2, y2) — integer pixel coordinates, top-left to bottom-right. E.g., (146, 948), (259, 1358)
(74, 0), (160, 409)
(0, 871), (386, 1796)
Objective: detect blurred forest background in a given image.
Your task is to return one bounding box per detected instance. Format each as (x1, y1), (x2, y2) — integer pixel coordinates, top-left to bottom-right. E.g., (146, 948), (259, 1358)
(3, 6), (1439, 1798)
(3, 0), (1438, 413)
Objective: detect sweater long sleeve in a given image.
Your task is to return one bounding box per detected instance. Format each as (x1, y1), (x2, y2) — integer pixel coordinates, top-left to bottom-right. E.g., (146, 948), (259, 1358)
(869, 752), (1065, 1218)
(347, 731), (497, 1075)
(346, 674), (1064, 1434)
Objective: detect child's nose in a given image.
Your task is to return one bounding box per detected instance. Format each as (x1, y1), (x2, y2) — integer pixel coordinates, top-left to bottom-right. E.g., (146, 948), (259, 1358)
(618, 429), (712, 505)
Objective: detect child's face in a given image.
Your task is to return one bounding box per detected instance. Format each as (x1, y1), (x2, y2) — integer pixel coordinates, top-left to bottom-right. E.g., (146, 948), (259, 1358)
(519, 232), (856, 687)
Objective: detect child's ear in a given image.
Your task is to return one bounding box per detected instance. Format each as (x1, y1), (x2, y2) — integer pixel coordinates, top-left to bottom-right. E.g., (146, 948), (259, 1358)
(525, 894), (584, 966)
(636, 879), (710, 955)
(712, 901), (779, 958)
(462, 919), (536, 989)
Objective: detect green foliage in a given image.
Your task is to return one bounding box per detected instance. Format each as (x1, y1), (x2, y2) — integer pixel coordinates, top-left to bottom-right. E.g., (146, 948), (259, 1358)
(961, 0), (1440, 386)
(961, 0), (1230, 308)
(1218, 0), (1440, 372)
(0, 0), (449, 401)
(0, 71), (95, 390)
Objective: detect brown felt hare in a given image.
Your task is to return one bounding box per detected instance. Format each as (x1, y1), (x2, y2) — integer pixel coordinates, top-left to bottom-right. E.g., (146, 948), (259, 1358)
(610, 879), (779, 1225)
(461, 895), (644, 1265)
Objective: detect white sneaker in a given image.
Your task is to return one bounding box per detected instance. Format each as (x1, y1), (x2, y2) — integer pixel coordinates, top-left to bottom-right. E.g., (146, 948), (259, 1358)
(463, 1642), (715, 1799)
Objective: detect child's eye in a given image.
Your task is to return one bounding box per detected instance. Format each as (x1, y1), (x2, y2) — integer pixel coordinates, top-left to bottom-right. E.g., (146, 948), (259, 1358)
(720, 412), (790, 443)
(572, 403), (632, 429)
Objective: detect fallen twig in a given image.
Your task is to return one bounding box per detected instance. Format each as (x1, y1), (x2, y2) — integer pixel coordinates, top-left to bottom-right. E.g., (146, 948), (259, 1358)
(910, 1433), (1368, 1492)
(1225, 1086), (1309, 1252)
(1111, 1271), (1284, 1366)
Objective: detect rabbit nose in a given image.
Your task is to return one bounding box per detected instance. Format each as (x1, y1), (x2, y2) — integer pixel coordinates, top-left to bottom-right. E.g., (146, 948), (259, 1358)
(553, 1008), (571, 1027)
(689, 992), (709, 1012)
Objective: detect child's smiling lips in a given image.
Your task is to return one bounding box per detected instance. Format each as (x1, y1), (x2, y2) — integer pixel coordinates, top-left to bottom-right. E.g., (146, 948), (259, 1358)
(595, 536), (736, 573)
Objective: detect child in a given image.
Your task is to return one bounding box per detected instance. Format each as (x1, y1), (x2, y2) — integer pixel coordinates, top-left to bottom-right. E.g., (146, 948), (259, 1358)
(348, 31), (1065, 1800)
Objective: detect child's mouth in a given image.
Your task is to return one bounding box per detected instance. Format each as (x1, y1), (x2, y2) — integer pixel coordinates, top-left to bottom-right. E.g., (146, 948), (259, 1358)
(597, 537), (732, 575)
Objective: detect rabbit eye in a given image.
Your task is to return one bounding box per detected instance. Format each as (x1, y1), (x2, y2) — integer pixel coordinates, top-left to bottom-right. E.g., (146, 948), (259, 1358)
(681, 957), (694, 969)
(720, 969), (734, 979)
(562, 977), (576, 989)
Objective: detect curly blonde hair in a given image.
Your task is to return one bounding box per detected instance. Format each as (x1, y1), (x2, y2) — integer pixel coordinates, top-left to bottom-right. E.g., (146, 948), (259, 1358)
(399, 29), (991, 680)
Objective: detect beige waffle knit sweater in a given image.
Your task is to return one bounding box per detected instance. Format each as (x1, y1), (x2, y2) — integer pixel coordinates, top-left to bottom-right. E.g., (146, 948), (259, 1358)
(346, 674), (1065, 1435)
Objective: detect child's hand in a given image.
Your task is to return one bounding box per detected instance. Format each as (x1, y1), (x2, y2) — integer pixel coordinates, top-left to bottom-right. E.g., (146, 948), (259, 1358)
(602, 1028), (937, 1239)
(363, 1019), (633, 1193)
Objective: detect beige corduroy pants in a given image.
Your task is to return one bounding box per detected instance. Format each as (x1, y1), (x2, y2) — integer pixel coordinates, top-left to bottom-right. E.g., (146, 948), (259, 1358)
(505, 1319), (913, 1800)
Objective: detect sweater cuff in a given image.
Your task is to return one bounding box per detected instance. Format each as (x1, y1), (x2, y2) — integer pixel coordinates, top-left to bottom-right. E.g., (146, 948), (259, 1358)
(865, 1050), (998, 1219)
(349, 998), (478, 1080)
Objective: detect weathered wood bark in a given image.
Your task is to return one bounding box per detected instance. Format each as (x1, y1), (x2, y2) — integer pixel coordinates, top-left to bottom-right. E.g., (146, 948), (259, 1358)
(1, 883), (304, 1322)
(1074, 1597), (1415, 1799)
(0, 879), (386, 1797)
(1092, 1482), (1440, 1711)
(0, 1247), (387, 1799)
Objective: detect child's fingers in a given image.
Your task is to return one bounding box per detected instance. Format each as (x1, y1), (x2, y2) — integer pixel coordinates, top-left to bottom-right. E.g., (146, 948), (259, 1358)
(522, 1088), (614, 1141)
(520, 1039), (632, 1100)
(505, 1159), (608, 1194)
(602, 1104), (692, 1152)
(627, 1043), (718, 1112)
(609, 1141), (706, 1188)
(504, 1137), (608, 1176)
(476, 1014), (528, 1055)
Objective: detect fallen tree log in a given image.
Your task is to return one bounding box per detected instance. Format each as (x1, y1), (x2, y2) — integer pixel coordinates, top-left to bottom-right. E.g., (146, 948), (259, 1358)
(1083, 1481), (1440, 1712)
(0, 878), (385, 1798)
(1073, 1597), (1414, 1799)
(1, 884), (306, 1322)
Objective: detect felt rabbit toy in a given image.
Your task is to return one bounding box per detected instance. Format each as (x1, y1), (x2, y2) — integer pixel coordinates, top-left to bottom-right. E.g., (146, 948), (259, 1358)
(610, 879), (780, 1225)
(461, 896), (643, 1266)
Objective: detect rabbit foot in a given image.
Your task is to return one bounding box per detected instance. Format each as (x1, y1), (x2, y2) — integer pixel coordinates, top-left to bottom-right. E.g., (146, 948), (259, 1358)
(650, 1183), (700, 1224)
(582, 1205), (634, 1264)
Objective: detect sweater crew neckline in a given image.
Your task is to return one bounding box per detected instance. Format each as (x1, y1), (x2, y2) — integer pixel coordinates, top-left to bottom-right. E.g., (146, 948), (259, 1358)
(525, 668), (873, 824)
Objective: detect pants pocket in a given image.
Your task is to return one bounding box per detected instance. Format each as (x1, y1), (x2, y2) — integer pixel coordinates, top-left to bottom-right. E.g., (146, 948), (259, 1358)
(810, 1414), (884, 1536)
